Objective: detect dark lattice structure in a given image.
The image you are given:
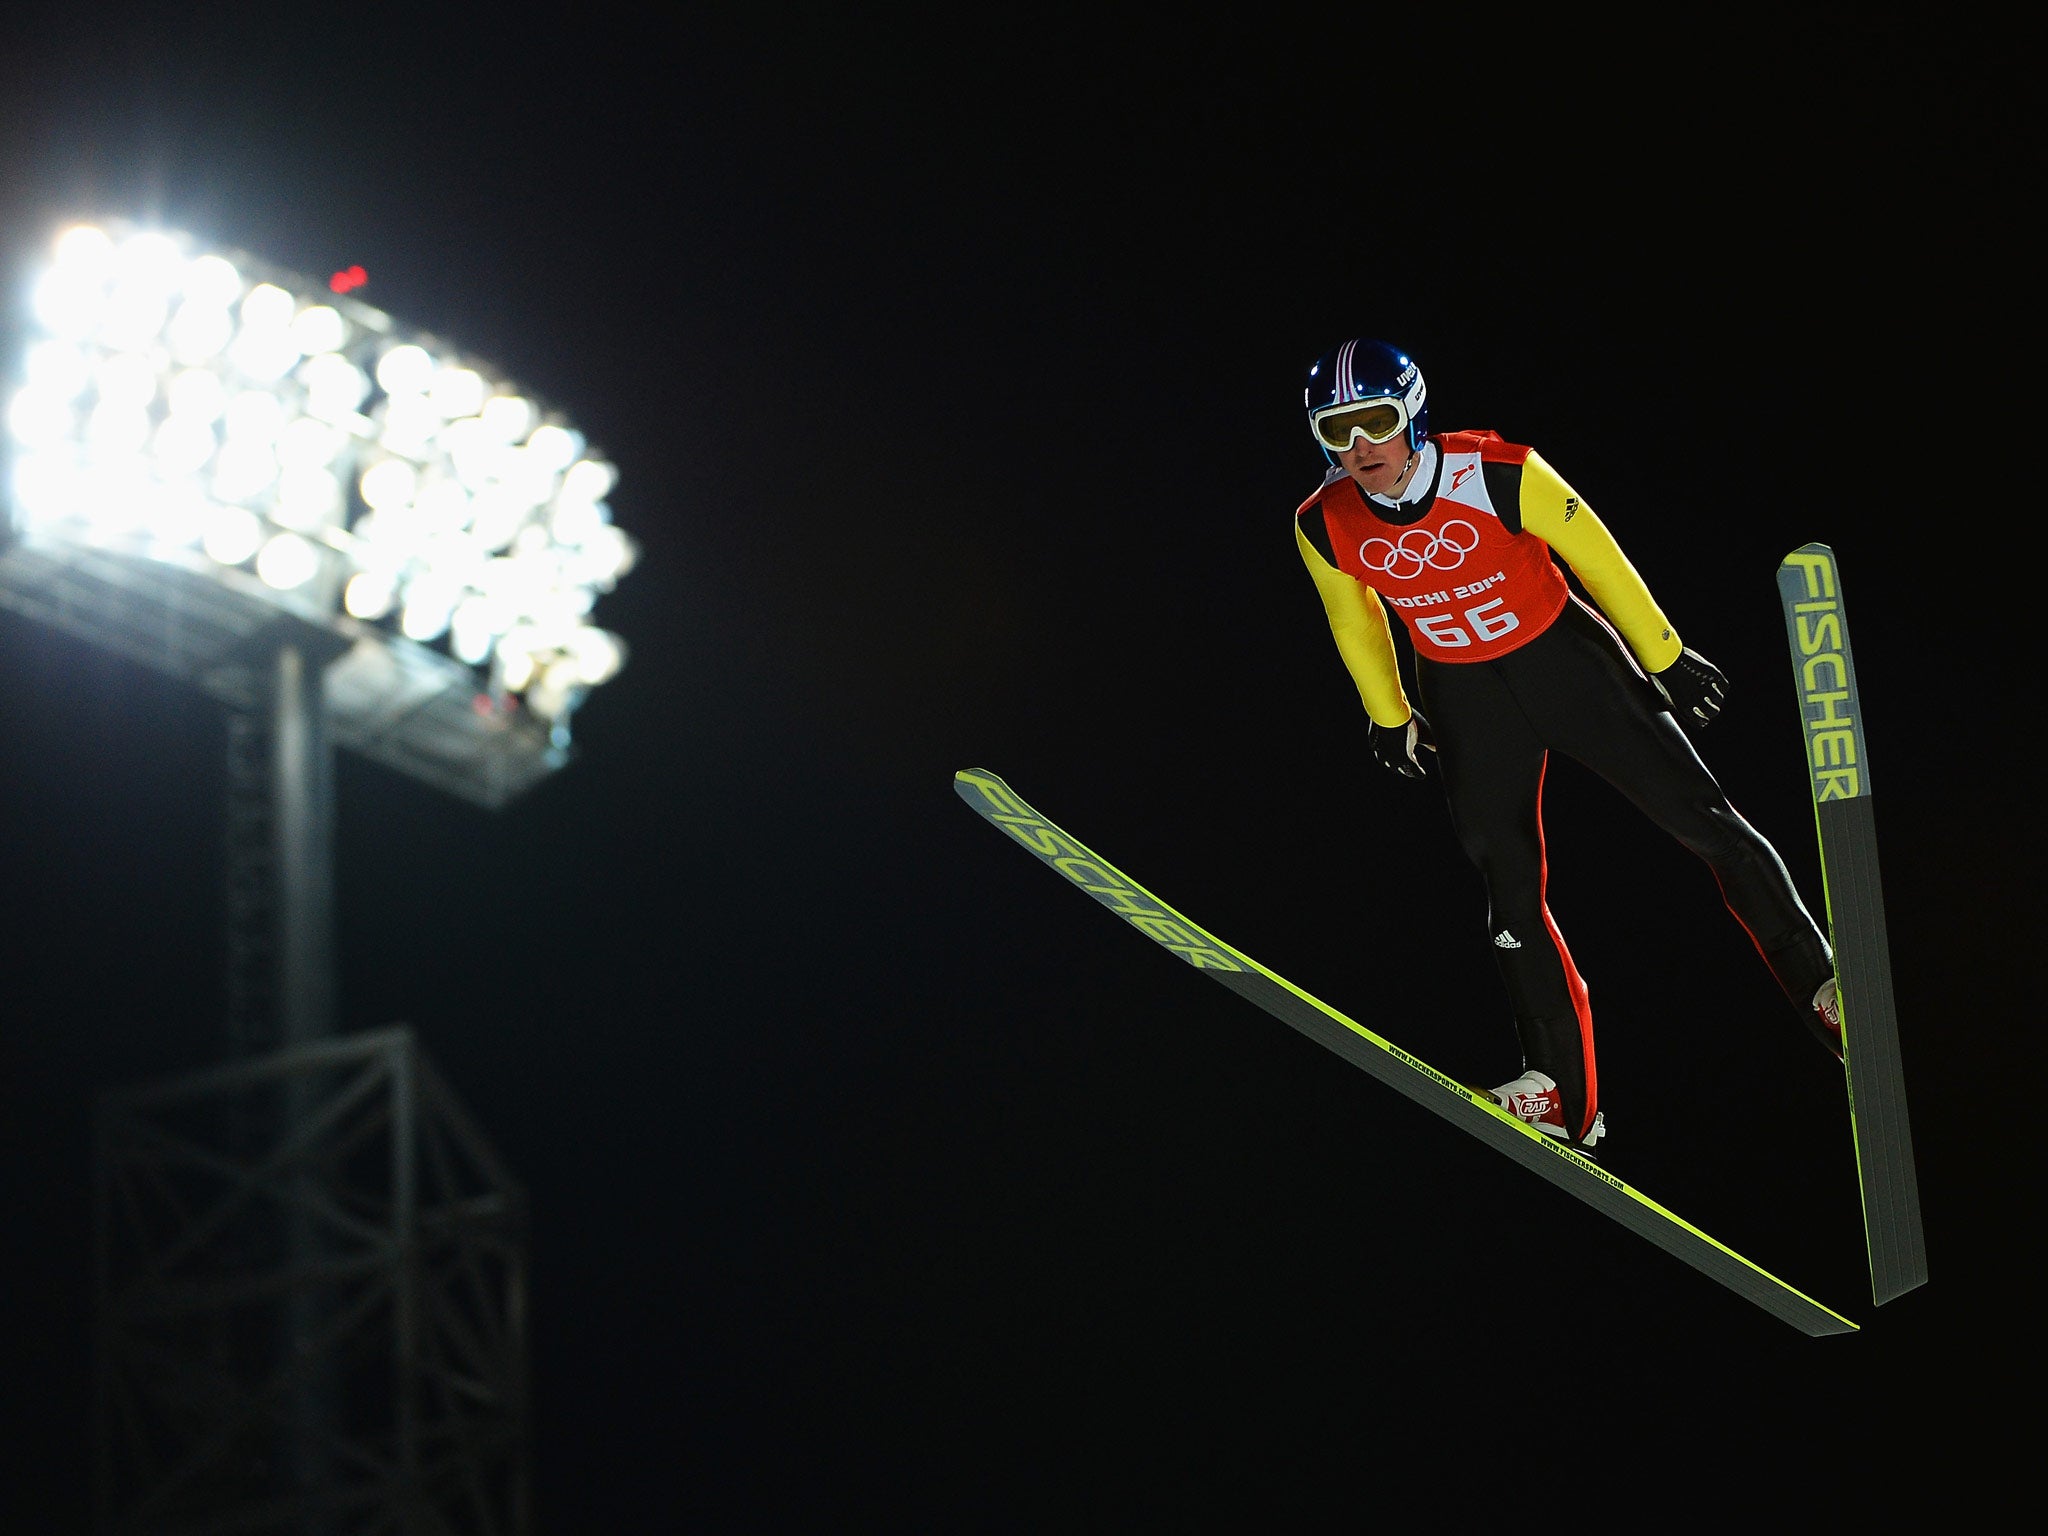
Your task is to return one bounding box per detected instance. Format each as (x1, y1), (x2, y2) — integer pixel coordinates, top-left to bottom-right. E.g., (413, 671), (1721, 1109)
(94, 1026), (530, 1535)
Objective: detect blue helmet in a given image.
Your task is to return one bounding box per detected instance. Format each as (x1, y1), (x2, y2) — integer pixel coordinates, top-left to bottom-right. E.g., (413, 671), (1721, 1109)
(1303, 338), (1429, 464)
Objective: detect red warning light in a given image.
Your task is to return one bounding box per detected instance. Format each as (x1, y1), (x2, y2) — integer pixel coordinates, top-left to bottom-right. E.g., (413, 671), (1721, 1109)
(329, 264), (368, 294)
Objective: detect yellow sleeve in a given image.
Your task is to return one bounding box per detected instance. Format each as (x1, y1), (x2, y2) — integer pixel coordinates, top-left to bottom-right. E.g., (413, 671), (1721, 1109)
(1294, 520), (1413, 726)
(1517, 450), (1684, 673)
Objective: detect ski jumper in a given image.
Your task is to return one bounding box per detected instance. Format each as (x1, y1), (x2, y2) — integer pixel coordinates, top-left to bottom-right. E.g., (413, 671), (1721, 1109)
(1294, 430), (1834, 1140)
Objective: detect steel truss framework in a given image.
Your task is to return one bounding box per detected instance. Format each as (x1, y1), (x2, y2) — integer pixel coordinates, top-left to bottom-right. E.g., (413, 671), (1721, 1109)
(94, 1026), (530, 1536)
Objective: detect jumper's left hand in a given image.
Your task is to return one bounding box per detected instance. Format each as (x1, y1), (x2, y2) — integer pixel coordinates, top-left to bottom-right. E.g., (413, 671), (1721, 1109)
(1651, 647), (1728, 728)
(1370, 708), (1438, 779)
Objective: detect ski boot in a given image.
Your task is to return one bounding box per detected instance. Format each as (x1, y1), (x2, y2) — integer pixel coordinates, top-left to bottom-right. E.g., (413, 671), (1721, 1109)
(1485, 1070), (1606, 1159)
(1808, 978), (1845, 1061)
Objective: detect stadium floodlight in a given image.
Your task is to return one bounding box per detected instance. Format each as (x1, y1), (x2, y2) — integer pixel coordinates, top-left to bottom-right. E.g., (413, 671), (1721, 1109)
(1, 216), (637, 807)
(13, 220), (611, 1531)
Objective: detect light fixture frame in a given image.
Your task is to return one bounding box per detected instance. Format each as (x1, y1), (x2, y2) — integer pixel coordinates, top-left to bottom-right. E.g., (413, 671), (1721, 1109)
(1, 217), (636, 809)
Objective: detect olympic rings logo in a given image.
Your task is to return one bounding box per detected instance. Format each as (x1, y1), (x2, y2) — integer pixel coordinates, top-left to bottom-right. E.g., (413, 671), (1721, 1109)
(1358, 520), (1480, 580)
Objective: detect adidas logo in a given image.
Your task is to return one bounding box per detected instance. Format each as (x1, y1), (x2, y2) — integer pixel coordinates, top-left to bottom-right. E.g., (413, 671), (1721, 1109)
(1493, 930), (1523, 949)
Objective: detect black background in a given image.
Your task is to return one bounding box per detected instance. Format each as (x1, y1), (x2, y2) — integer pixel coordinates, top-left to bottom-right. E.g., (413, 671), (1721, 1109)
(1, 7), (2035, 1525)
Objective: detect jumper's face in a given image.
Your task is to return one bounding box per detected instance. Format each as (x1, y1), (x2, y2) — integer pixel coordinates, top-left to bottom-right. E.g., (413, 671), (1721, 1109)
(1337, 431), (1416, 498)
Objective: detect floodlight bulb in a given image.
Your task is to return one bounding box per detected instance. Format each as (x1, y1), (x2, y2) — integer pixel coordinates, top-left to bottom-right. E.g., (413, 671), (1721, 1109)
(212, 443), (277, 504)
(7, 387), (75, 450)
(166, 368), (227, 423)
(450, 628), (493, 668)
(289, 305), (346, 355)
(527, 656), (582, 719)
(86, 398), (152, 455)
(414, 478), (472, 533)
(94, 353), (158, 408)
(29, 269), (106, 341)
(378, 393), (441, 453)
(300, 353), (370, 418)
(78, 463), (154, 535)
(202, 504), (263, 565)
(570, 627), (625, 685)
(559, 458), (616, 504)
(580, 524), (638, 584)
(99, 286), (171, 351)
(477, 551), (544, 609)
(276, 416), (342, 470)
(431, 366), (485, 419)
(479, 394), (534, 443)
(440, 416), (496, 488)
(450, 596), (504, 665)
(149, 484), (211, 547)
(497, 647), (535, 691)
(114, 230), (185, 293)
(239, 283), (296, 331)
(400, 576), (456, 641)
(550, 496), (604, 544)
(23, 340), (90, 399)
(53, 224), (115, 274)
(376, 344), (434, 395)
(500, 448), (561, 511)
(344, 569), (398, 619)
(256, 531), (321, 589)
(468, 484), (531, 551)
(222, 391), (286, 444)
(525, 423), (584, 471)
(183, 253), (243, 308)
(167, 300), (234, 364)
(9, 453), (78, 524)
(227, 327), (301, 385)
(152, 413), (218, 477)
(274, 464), (342, 528)
(359, 458), (418, 511)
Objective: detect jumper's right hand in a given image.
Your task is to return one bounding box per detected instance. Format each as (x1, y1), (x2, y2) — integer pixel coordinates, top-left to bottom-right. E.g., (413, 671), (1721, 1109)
(1370, 709), (1437, 780)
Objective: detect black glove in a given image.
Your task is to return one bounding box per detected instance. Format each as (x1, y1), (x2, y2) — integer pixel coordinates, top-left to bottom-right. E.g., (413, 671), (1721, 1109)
(1370, 708), (1437, 780)
(1650, 647), (1728, 728)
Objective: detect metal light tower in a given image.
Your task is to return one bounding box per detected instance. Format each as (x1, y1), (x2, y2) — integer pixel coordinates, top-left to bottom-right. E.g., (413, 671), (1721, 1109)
(3, 217), (637, 1534)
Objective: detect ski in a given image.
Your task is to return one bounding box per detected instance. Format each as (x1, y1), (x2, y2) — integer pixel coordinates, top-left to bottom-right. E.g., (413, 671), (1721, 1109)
(955, 767), (1858, 1337)
(1776, 544), (1928, 1305)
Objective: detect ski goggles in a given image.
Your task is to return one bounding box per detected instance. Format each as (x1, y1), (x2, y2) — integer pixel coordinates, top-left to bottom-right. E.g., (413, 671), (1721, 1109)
(1310, 395), (1411, 452)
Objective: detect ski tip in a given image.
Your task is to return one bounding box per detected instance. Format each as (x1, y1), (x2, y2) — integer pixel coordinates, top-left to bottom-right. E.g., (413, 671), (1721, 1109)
(1780, 541), (1834, 564)
(955, 768), (1024, 814)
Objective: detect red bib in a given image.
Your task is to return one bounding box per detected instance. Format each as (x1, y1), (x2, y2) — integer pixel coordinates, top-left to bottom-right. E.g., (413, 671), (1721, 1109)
(1318, 432), (1569, 662)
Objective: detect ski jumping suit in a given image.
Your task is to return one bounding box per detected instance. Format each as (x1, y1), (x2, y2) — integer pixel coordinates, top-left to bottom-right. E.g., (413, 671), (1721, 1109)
(1293, 429), (1833, 1140)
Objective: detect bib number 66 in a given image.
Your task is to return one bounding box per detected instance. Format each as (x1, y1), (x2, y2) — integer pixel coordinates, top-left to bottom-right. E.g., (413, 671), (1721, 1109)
(1415, 598), (1520, 649)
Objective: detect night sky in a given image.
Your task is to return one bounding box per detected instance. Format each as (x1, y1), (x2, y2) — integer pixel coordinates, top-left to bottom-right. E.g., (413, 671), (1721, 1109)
(1, 8), (2034, 1526)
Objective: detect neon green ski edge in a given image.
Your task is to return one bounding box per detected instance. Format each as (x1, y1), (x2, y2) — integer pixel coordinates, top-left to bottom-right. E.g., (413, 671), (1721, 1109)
(956, 767), (1857, 1337)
